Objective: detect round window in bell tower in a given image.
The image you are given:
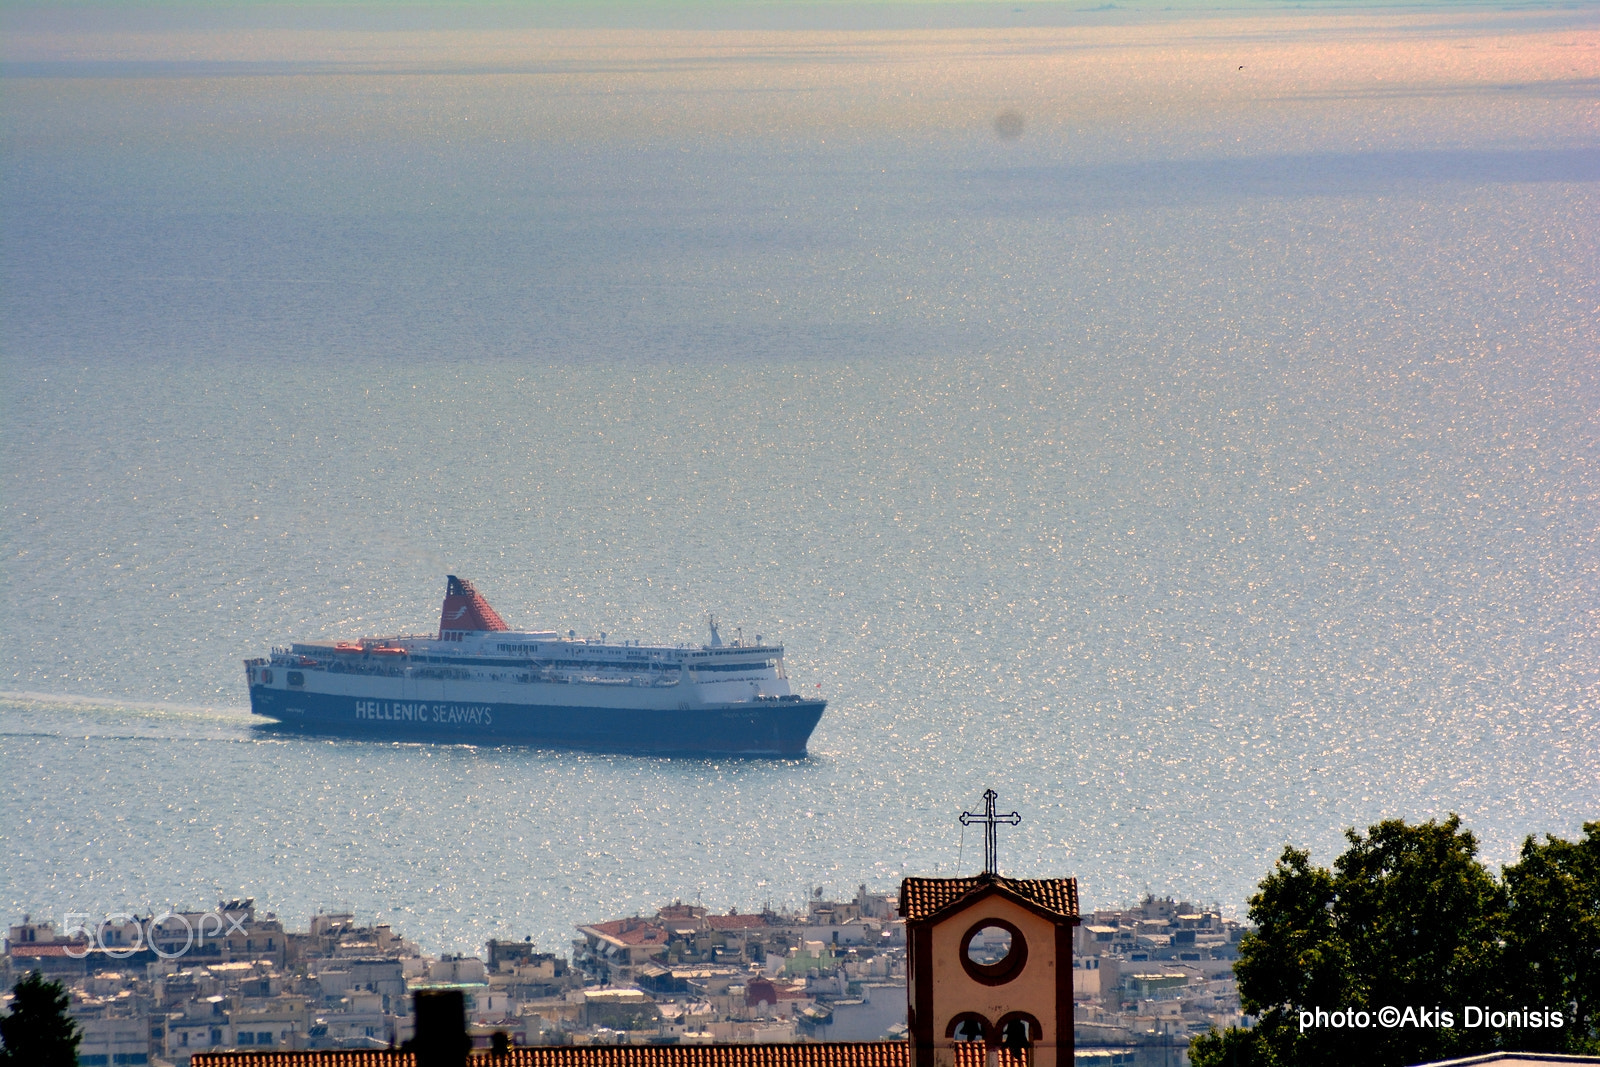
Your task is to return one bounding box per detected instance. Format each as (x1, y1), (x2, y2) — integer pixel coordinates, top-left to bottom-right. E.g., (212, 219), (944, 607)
(959, 918), (1028, 984)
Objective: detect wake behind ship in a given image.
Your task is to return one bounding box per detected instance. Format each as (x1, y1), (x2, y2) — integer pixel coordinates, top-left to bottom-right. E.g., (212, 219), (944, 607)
(245, 577), (826, 756)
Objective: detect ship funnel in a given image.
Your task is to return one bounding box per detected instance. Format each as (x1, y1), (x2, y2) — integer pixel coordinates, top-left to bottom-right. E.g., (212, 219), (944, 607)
(439, 576), (511, 635)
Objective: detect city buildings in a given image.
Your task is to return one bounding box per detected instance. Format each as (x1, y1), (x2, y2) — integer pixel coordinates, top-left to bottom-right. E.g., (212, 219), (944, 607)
(4, 885), (1241, 1066)
(1072, 897), (1247, 1065)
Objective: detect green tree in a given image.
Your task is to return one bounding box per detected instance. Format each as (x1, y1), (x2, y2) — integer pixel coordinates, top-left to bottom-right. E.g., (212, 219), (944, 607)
(1499, 821), (1600, 1053)
(0, 970), (81, 1067)
(1208, 844), (1344, 1067)
(1194, 816), (1511, 1067)
(1189, 1020), (1286, 1067)
(1331, 815), (1504, 1062)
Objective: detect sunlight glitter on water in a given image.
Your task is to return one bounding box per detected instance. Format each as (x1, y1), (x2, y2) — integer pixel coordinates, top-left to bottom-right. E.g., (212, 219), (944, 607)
(3, 5), (1597, 954)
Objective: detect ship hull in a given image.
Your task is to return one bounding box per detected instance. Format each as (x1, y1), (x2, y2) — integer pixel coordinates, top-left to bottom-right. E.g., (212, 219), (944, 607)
(248, 684), (824, 757)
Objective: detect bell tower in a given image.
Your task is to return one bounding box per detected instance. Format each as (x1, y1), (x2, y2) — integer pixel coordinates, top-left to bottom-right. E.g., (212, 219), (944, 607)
(900, 791), (1080, 1067)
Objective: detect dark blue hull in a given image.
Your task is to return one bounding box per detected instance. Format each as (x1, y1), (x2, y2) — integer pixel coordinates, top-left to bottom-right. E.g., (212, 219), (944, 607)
(248, 685), (824, 757)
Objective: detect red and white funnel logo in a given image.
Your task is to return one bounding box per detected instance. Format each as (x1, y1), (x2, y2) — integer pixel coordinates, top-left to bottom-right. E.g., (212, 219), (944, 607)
(438, 575), (511, 635)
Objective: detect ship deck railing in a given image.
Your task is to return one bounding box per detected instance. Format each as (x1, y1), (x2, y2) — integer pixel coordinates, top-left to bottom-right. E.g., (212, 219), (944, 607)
(272, 661), (690, 687)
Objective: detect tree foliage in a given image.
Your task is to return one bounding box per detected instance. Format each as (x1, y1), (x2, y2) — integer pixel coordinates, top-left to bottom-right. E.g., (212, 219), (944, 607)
(1500, 822), (1600, 1053)
(0, 969), (81, 1067)
(1192, 818), (1600, 1067)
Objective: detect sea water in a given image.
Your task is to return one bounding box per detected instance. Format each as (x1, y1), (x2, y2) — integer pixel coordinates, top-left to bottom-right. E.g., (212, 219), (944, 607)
(2, 3), (1596, 955)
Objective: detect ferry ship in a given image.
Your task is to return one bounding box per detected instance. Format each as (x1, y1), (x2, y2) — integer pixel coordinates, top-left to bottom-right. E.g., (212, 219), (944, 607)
(245, 577), (826, 756)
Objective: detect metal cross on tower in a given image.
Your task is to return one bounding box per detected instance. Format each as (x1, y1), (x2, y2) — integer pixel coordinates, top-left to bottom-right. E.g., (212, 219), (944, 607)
(959, 788), (1021, 875)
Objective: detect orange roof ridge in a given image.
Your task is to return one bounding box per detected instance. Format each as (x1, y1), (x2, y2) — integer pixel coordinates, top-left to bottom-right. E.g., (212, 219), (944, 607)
(897, 875), (1079, 922)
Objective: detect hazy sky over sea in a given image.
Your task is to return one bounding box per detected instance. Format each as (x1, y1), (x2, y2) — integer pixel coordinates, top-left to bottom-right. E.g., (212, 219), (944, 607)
(2, 0), (1596, 951)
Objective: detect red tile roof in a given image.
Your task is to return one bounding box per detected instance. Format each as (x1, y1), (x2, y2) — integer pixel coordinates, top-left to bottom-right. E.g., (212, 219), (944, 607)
(5, 943), (90, 958)
(745, 977), (810, 1006)
(582, 919), (671, 947)
(193, 1042), (990, 1067)
(898, 876), (1079, 923)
